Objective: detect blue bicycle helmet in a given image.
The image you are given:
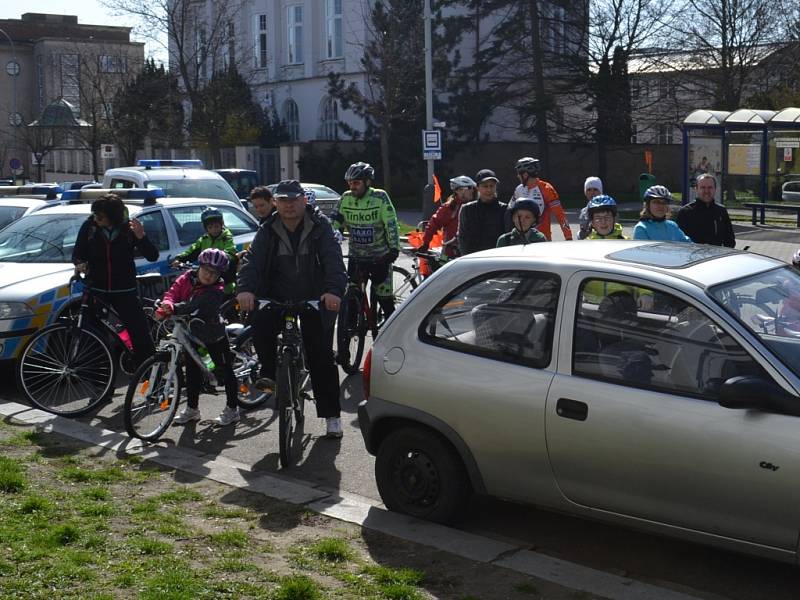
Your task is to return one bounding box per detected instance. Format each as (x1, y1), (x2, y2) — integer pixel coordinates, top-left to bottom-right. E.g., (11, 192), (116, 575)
(587, 195), (617, 218)
(201, 206), (224, 226)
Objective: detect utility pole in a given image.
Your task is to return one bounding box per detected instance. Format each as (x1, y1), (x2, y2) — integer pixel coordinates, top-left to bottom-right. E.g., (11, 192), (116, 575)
(423, 0), (436, 218)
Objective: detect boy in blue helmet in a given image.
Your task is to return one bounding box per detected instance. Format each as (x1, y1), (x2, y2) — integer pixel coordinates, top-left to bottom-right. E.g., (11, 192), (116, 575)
(496, 198), (547, 247)
(586, 195), (626, 239)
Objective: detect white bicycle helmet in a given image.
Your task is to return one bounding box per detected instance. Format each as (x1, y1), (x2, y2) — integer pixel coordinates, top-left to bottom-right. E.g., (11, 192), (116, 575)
(449, 175), (477, 191)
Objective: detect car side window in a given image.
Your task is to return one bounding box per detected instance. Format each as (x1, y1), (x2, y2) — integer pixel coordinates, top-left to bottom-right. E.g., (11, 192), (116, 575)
(134, 210), (169, 252)
(109, 178), (134, 189)
(166, 206), (206, 246)
(420, 271), (560, 368)
(573, 278), (769, 399)
(216, 206), (257, 236)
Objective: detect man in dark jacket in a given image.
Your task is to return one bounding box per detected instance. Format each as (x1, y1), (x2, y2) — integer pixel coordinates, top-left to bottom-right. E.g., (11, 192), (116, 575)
(72, 193), (160, 366)
(457, 169), (508, 255)
(237, 180), (347, 438)
(676, 174), (735, 247)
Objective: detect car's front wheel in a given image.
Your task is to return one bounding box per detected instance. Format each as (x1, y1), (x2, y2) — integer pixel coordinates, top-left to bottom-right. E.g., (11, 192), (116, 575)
(375, 426), (470, 524)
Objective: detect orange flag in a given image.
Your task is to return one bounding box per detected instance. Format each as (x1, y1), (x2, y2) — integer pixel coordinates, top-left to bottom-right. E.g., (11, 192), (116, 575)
(433, 174), (442, 203)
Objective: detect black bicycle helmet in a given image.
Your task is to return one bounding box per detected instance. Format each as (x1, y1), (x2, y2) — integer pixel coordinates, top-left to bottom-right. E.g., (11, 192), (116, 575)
(514, 156), (541, 177)
(201, 206), (223, 226)
(510, 197), (541, 221)
(344, 162), (375, 181)
(587, 195), (618, 218)
(643, 185), (672, 203)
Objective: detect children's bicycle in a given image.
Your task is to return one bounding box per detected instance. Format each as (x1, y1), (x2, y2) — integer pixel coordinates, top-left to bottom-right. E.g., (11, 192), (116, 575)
(17, 272), (159, 417)
(124, 312), (220, 441)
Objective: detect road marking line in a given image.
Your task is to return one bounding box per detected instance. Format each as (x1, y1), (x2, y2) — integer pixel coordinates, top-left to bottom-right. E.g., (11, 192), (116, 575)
(0, 400), (703, 600)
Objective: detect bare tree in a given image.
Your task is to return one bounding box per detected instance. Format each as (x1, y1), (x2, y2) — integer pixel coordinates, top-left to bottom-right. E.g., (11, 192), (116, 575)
(100, 0), (246, 129)
(675, 0), (793, 110)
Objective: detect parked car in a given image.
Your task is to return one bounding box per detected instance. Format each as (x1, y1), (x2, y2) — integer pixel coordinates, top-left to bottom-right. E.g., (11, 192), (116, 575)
(60, 180), (97, 191)
(0, 188), (258, 360)
(781, 180), (800, 202)
(0, 185), (65, 230)
(214, 169), (260, 200)
(268, 182), (341, 216)
(359, 240), (800, 563)
(102, 159), (244, 209)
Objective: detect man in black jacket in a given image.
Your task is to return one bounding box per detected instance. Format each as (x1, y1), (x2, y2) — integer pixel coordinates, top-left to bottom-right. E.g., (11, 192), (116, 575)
(72, 193), (160, 367)
(457, 169), (508, 255)
(676, 174), (735, 247)
(237, 180), (347, 438)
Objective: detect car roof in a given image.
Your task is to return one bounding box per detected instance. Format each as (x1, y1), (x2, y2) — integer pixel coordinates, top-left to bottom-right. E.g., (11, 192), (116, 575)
(30, 197), (244, 217)
(471, 240), (784, 288)
(104, 167), (228, 182)
(0, 197), (48, 208)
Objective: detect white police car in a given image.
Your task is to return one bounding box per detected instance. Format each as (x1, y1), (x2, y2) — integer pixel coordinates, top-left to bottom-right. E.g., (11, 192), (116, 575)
(0, 188), (258, 360)
(102, 159), (243, 208)
(0, 184), (64, 230)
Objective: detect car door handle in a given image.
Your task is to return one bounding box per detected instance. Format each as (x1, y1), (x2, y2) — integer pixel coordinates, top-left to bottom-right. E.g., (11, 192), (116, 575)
(556, 398), (588, 421)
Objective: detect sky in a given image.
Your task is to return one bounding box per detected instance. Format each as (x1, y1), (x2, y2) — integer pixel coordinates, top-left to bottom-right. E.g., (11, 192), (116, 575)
(0, 1), (167, 64)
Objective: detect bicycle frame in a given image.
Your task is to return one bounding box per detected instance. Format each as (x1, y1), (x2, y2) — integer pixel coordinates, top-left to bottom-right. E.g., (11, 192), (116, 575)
(67, 275), (131, 360)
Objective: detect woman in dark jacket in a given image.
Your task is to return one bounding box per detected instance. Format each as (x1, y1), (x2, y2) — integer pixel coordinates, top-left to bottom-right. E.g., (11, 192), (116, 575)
(72, 193), (159, 366)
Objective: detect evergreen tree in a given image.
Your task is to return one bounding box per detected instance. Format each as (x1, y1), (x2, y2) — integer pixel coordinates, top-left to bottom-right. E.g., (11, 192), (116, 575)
(189, 65), (262, 167)
(111, 59), (183, 164)
(327, 0), (426, 193)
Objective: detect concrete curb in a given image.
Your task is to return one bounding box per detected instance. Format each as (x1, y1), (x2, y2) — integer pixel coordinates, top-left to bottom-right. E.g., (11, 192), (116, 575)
(0, 400), (702, 600)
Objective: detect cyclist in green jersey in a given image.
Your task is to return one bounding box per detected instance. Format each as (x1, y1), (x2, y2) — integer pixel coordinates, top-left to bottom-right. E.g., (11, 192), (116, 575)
(331, 161), (400, 326)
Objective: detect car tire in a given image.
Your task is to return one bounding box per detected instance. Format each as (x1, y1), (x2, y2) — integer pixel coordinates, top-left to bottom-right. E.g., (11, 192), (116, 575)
(375, 426), (470, 524)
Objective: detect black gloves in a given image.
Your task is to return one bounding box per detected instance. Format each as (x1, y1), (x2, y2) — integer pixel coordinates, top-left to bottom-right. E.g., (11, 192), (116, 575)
(383, 249), (399, 264)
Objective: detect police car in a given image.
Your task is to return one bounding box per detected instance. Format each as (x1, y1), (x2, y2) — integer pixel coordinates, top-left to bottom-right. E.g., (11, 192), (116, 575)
(0, 188), (258, 360)
(0, 184), (64, 230)
(102, 159), (243, 209)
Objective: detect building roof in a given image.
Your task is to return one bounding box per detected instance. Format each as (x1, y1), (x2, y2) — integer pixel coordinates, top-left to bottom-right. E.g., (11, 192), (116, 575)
(0, 13), (133, 45)
(628, 44), (788, 75)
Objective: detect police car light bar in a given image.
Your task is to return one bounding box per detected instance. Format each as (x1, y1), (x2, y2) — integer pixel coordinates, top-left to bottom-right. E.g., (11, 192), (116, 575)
(0, 184), (63, 199)
(137, 159), (204, 169)
(60, 188), (165, 203)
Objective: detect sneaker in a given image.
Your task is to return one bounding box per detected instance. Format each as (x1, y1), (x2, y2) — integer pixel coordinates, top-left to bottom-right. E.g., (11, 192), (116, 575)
(325, 417), (343, 438)
(254, 377), (276, 393)
(215, 406), (241, 426)
(174, 407), (201, 424)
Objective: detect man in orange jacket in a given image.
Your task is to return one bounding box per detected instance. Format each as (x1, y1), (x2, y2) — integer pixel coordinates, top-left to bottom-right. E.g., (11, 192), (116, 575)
(510, 156), (572, 241)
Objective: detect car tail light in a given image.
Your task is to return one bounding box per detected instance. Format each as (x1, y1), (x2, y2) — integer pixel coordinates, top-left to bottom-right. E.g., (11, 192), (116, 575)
(363, 348), (372, 399)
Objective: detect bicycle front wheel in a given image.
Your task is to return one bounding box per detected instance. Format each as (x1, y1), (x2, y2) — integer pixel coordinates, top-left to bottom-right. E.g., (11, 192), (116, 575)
(337, 290), (365, 375)
(232, 333), (269, 410)
(17, 323), (116, 417)
(277, 349), (297, 468)
(124, 353), (182, 441)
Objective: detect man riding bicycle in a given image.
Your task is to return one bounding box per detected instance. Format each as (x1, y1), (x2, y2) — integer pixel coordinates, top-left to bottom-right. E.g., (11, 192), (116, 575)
(237, 179), (347, 438)
(331, 162), (400, 357)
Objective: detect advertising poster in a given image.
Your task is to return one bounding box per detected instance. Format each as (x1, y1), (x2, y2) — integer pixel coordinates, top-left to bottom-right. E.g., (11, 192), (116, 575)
(688, 137), (723, 202)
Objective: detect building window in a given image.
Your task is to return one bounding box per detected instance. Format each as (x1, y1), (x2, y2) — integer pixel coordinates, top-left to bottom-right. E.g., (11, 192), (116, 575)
(60, 54), (80, 112)
(287, 5), (304, 64)
(36, 54), (44, 111)
(548, 6), (567, 55)
(325, 0), (343, 58)
(319, 97), (339, 140)
(657, 124), (673, 144)
(196, 28), (207, 80)
(631, 123), (638, 144)
(227, 21), (236, 68)
(99, 55), (127, 73)
(255, 14), (268, 68)
(283, 99), (300, 141)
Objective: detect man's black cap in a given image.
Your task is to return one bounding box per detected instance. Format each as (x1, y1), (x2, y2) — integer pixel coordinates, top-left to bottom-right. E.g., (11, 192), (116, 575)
(274, 179), (304, 198)
(475, 169), (499, 184)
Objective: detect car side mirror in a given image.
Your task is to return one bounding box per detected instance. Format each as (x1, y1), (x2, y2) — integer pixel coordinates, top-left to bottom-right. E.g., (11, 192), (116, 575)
(719, 375), (800, 416)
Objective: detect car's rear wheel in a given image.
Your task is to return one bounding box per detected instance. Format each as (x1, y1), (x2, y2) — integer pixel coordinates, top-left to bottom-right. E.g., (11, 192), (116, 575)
(375, 426), (470, 524)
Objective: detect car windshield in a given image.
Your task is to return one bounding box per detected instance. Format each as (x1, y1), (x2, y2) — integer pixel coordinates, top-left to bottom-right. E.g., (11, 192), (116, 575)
(0, 206), (30, 230)
(147, 179), (239, 203)
(0, 213), (85, 263)
(709, 266), (800, 378)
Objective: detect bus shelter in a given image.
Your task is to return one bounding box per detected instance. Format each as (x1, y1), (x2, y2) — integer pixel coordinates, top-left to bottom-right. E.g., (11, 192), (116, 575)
(683, 108), (800, 205)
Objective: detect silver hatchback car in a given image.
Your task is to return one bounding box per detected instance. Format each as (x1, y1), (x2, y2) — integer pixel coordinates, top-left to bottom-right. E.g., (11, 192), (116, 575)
(359, 241), (800, 564)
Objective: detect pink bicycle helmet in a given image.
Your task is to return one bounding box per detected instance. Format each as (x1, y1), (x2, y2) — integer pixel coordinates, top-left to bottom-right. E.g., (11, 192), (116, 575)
(198, 248), (229, 272)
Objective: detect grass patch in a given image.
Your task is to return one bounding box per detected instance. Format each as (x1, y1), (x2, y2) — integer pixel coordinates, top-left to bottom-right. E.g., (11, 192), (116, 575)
(363, 565), (424, 587)
(515, 581), (540, 594)
(129, 536), (173, 555)
(0, 456), (26, 493)
(140, 564), (201, 599)
(51, 523), (81, 546)
(5, 430), (42, 446)
(158, 486), (204, 504)
(310, 537), (354, 562)
(82, 486), (110, 501)
(210, 528), (249, 548)
(215, 557), (261, 573)
(203, 504), (252, 519)
(273, 575), (323, 600)
(19, 494), (52, 514)
(60, 465), (126, 484)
